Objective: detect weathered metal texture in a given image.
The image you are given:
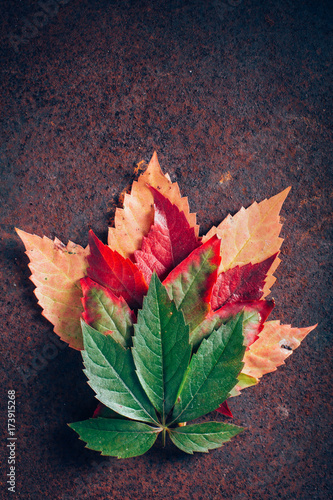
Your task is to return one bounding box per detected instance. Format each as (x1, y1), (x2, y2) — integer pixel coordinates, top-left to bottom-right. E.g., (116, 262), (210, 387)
(0, 0), (332, 498)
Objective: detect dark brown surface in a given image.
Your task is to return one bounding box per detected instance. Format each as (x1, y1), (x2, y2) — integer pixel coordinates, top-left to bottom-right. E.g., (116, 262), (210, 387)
(0, 1), (332, 499)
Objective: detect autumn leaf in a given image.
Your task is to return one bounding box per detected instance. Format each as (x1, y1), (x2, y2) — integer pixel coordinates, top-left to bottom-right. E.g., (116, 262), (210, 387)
(241, 320), (316, 381)
(134, 187), (200, 284)
(210, 254), (277, 311)
(108, 152), (199, 259)
(87, 230), (148, 310)
(15, 228), (88, 350)
(203, 188), (291, 296)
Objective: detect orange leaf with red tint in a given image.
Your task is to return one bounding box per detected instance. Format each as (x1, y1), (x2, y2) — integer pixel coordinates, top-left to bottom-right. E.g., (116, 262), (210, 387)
(203, 188), (291, 296)
(108, 152), (199, 259)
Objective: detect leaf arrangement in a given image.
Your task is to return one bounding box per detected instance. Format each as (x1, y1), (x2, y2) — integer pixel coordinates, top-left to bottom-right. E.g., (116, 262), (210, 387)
(16, 152), (316, 457)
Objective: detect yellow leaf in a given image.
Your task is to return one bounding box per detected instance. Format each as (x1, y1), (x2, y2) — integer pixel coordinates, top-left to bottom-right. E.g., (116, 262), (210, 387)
(108, 152), (199, 259)
(202, 188), (291, 297)
(241, 320), (316, 380)
(16, 229), (89, 350)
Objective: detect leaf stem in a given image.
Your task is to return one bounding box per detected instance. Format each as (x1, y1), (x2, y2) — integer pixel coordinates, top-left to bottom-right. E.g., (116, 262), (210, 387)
(162, 428), (166, 447)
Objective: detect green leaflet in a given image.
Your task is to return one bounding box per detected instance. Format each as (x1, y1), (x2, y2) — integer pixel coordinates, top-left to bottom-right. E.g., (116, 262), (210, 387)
(171, 314), (246, 424)
(168, 422), (244, 454)
(81, 321), (159, 425)
(82, 278), (134, 347)
(69, 418), (160, 458)
(132, 273), (191, 421)
(190, 307), (261, 348)
(163, 237), (220, 332)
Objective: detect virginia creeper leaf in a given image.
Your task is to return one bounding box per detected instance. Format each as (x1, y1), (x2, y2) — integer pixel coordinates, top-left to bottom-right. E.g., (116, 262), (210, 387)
(202, 188), (291, 296)
(134, 187), (200, 284)
(15, 228), (89, 350)
(163, 236), (221, 332)
(87, 230), (148, 309)
(190, 299), (274, 348)
(81, 277), (135, 347)
(241, 320), (316, 381)
(69, 418), (160, 458)
(132, 273), (191, 421)
(171, 314), (245, 424)
(108, 152), (199, 259)
(211, 254), (277, 311)
(81, 321), (159, 425)
(168, 422), (244, 454)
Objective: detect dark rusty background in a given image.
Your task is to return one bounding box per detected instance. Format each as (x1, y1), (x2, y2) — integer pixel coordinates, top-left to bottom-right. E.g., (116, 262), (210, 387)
(0, 0), (332, 499)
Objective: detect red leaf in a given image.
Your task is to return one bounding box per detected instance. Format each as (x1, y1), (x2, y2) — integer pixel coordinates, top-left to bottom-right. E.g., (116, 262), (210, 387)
(216, 401), (233, 418)
(87, 230), (148, 309)
(134, 187), (200, 284)
(163, 236), (221, 331)
(211, 254), (277, 311)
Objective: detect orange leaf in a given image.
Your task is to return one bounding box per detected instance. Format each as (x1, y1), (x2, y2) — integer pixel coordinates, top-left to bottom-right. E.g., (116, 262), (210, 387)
(241, 320), (316, 380)
(108, 151), (199, 259)
(202, 188), (291, 297)
(16, 228), (89, 350)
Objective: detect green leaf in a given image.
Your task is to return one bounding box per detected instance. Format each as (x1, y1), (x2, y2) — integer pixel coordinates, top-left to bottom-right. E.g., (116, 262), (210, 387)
(81, 277), (134, 347)
(168, 421), (244, 454)
(69, 418), (160, 457)
(163, 236), (221, 332)
(132, 273), (191, 421)
(81, 321), (159, 425)
(171, 314), (245, 424)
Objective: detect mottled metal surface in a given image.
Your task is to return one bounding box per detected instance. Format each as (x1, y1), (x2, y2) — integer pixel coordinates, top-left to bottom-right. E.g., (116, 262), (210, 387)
(0, 0), (332, 498)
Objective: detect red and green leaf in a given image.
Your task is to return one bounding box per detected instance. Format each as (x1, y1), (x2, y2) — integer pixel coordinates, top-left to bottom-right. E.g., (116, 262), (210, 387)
(190, 299), (274, 348)
(87, 230), (148, 310)
(211, 254), (277, 311)
(134, 187), (200, 284)
(81, 277), (135, 347)
(163, 236), (221, 331)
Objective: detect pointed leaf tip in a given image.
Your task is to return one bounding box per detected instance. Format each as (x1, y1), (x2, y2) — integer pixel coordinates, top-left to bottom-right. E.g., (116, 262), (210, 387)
(202, 187), (292, 297)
